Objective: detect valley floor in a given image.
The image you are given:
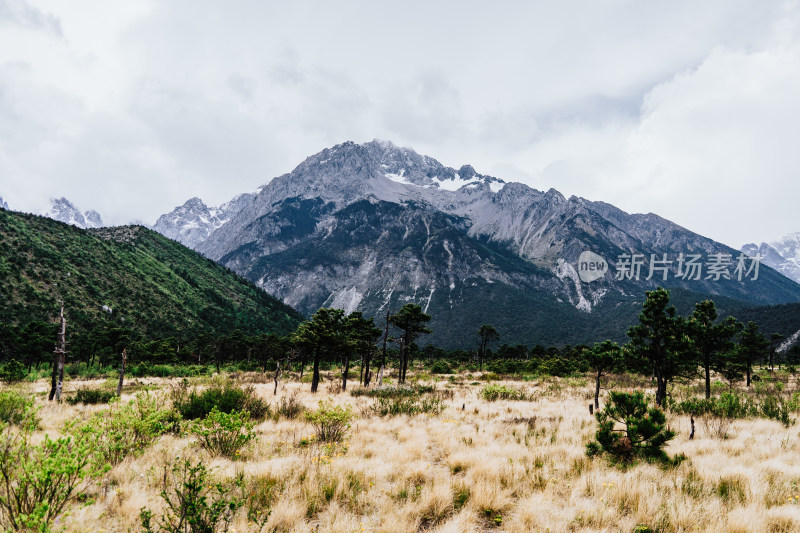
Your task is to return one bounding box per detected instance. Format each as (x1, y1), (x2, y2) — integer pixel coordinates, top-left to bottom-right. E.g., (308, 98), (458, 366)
(6, 372), (800, 532)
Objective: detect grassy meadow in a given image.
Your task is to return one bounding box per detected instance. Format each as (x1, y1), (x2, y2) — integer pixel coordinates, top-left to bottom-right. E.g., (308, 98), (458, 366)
(3, 368), (800, 532)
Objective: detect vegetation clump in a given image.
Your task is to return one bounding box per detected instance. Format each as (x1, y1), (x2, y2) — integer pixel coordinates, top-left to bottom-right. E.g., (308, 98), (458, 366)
(305, 400), (353, 442)
(480, 383), (529, 401)
(66, 387), (115, 405)
(586, 391), (683, 466)
(350, 384), (435, 398)
(175, 380), (269, 420)
(0, 414), (106, 532)
(69, 391), (180, 467)
(190, 408), (256, 458)
(370, 394), (444, 417)
(140, 459), (242, 533)
(0, 390), (38, 429)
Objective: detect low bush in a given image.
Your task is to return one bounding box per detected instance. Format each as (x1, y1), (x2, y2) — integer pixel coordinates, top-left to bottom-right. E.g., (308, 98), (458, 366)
(69, 391), (180, 467)
(276, 392), (305, 419)
(370, 395), (444, 417)
(350, 384), (435, 398)
(480, 384), (529, 401)
(66, 387), (116, 405)
(175, 380), (269, 420)
(429, 360), (453, 374)
(0, 421), (107, 532)
(190, 408), (255, 458)
(0, 359), (26, 383)
(671, 392), (794, 427)
(0, 390), (38, 429)
(140, 459), (242, 533)
(128, 363), (208, 378)
(305, 401), (353, 442)
(586, 391), (683, 466)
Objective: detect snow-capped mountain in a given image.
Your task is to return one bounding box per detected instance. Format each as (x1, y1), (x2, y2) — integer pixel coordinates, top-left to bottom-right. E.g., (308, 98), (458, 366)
(156, 140), (800, 347)
(0, 197), (8, 210)
(44, 198), (104, 229)
(153, 193), (256, 249)
(741, 233), (800, 284)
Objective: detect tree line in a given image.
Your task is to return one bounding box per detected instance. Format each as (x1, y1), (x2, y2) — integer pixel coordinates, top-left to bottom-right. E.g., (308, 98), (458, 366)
(1, 289), (797, 407)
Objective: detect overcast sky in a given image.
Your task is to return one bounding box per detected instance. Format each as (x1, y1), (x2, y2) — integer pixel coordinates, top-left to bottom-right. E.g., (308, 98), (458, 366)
(1, 1), (799, 247)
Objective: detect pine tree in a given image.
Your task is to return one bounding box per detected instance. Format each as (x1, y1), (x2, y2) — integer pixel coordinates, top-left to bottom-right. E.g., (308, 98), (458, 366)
(477, 324), (500, 371)
(627, 288), (693, 407)
(389, 304), (432, 384)
(688, 300), (738, 399)
(738, 321), (770, 387)
(584, 340), (622, 410)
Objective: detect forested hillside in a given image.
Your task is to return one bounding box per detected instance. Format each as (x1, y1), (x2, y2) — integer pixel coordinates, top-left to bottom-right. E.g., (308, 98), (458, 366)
(0, 208), (302, 344)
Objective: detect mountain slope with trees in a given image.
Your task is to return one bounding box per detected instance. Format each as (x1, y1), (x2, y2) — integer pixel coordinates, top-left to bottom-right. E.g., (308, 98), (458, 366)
(0, 208), (302, 343)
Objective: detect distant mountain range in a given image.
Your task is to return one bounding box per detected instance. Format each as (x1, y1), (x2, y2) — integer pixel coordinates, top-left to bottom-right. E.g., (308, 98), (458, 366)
(153, 140), (800, 347)
(741, 233), (800, 284)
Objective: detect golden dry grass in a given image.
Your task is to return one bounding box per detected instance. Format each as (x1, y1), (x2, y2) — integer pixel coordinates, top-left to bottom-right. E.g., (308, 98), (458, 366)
(6, 372), (800, 532)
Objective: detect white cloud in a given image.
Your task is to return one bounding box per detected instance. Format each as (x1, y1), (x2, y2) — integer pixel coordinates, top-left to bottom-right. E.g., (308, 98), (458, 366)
(0, 0), (797, 246)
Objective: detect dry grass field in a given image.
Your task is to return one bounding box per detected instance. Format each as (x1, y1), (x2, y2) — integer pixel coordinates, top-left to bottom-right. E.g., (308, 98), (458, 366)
(5, 370), (800, 533)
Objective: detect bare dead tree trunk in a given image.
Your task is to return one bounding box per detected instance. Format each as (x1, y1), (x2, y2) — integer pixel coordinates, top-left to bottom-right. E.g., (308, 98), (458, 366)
(50, 305), (67, 402)
(377, 365), (384, 386)
(274, 361), (282, 396)
(364, 349), (373, 387)
(116, 348), (127, 396)
(594, 370), (602, 410)
(381, 310), (390, 371)
(342, 353), (350, 391)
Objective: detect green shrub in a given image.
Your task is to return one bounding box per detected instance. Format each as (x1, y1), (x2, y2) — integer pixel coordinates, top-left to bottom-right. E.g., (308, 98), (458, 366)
(586, 391), (681, 465)
(276, 392), (305, 419)
(69, 391), (180, 467)
(760, 395), (794, 427)
(66, 387), (116, 405)
(671, 392), (793, 426)
(0, 390), (38, 429)
(140, 459), (242, 533)
(305, 401), (353, 442)
(370, 395), (444, 417)
(480, 384), (528, 401)
(350, 384), (435, 398)
(190, 408), (256, 458)
(0, 359), (26, 383)
(429, 360), (453, 374)
(0, 422), (107, 532)
(175, 381), (269, 420)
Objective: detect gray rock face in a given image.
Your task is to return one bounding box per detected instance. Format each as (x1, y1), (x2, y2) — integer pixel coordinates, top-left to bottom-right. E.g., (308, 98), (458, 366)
(742, 233), (800, 284)
(44, 197), (104, 228)
(0, 197), (8, 210)
(155, 140), (800, 346)
(153, 193), (255, 248)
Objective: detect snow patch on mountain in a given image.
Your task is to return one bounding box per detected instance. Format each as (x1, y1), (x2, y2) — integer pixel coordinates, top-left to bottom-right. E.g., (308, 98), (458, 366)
(433, 173), (482, 191)
(741, 232), (800, 284)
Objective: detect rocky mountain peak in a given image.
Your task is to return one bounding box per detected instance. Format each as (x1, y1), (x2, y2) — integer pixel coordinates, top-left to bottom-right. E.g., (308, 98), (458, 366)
(153, 193), (255, 249)
(0, 197), (8, 210)
(741, 232), (800, 284)
(44, 197), (104, 229)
